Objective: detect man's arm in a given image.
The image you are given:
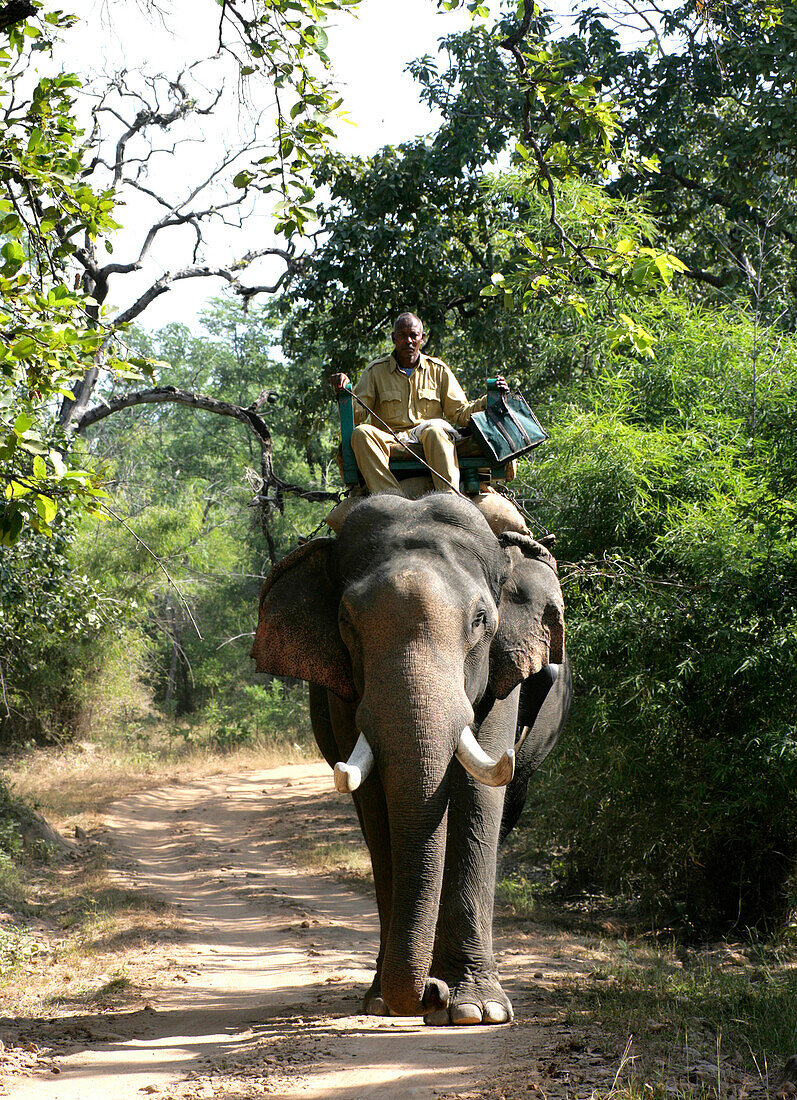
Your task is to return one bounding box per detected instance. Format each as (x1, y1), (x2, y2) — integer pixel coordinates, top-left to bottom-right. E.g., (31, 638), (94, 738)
(438, 364), (509, 426)
(330, 368), (374, 425)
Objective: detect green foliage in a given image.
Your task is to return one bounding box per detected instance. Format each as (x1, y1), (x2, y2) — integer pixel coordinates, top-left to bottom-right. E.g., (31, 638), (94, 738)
(0, 778), (24, 859)
(482, 173), (687, 356)
(222, 0), (363, 238)
(578, 952), (797, 1072)
(199, 682), (311, 752)
(3, 292), (332, 748)
(2, 0), (795, 945)
(0, 7), (131, 545)
(1, 0), (374, 549)
(278, 7), (693, 394)
(517, 297), (797, 932)
(75, 299), (329, 731)
(280, 136), (501, 372)
(570, 0), (797, 312)
(0, 923), (38, 973)
(0, 515), (125, 744)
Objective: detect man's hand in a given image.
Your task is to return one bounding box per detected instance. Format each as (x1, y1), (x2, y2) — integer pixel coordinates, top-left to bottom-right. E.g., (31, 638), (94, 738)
(494, 375), (510, 395)
(330, 373), (351, 394)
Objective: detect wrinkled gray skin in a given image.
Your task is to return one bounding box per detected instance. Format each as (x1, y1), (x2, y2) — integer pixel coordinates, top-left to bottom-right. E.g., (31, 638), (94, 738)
(251, 493), (570, 1025)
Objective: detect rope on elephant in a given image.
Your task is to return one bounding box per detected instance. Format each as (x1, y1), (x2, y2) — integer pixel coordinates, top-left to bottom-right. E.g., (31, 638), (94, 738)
(497, 483), (554, 543)
(346, 388), (468, 498)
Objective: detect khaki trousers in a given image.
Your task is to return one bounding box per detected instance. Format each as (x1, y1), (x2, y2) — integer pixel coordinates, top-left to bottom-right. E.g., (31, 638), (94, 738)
(351, 420), (460, 494)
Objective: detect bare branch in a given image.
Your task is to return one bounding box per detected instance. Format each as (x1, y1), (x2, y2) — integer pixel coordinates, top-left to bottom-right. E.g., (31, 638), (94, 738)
(75, 386), (342, 512)
(499, 3), (535, 68)
(75, 385), (275, 435)
(61, 60), (312, 427)
(106, 249), (303, 329)
(681, 266), (735, 289)
(216, 631), (256, 650)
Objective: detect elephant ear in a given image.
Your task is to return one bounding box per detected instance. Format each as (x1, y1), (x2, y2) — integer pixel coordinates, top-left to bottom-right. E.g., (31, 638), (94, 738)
(251, 538), (356, 701)
(490, 531), (565, 700)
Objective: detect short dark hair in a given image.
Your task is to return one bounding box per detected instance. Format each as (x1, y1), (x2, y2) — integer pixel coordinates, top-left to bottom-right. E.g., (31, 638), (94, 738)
(392, 312), (423, 334)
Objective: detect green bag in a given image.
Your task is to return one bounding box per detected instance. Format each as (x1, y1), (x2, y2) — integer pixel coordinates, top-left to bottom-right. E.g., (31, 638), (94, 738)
(470, 391), (547, 464)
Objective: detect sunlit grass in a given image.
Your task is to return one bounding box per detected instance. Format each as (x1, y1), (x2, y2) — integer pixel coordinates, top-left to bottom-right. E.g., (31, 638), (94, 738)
(535, 937), (797, 1100)
(580, 953), (797, 1067)
(0, 834), (181, 1017)
(0, 850), (25, 907)
(44, 971), (134, 1007)
(294, 836), (372, 890)
(4, 722), (318, 825)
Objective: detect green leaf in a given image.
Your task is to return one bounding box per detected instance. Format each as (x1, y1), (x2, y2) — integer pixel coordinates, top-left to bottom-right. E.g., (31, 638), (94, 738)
(35, 493), (57, 525)
(17, 437), (48, 455)
(13, 412), (33, 436)
(1, 240), (25, 272)
(49, 449), (66, 478)
(6, 480), (31, 499)
(0, 509), (23, 546)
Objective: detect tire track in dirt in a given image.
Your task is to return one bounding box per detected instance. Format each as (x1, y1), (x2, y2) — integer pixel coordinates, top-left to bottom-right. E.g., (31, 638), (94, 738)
(1, 762), (610, 1100)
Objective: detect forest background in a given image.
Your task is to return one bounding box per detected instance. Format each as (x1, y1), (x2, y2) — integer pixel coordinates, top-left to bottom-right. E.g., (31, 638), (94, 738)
(1, 0), (796, 942)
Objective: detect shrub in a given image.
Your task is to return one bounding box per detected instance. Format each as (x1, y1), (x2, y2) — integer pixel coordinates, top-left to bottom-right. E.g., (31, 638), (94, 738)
(517, 299), (797, 934)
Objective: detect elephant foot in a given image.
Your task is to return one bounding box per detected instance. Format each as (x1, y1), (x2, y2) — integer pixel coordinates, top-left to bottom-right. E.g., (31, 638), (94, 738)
(362, 975), (390, 1017)
(424, 972), (513, 1027)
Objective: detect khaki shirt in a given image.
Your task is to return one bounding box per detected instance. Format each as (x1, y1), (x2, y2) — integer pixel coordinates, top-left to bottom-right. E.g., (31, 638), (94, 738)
(352, 353), (487, 432)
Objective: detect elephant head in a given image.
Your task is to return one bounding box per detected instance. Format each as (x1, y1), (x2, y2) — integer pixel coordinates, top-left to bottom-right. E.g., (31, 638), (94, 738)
(251, 493), (564, 1016)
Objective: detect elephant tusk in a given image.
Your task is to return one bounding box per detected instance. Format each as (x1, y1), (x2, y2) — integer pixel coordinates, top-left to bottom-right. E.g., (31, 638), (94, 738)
(456, 726), (515, 787)
(514, 725), (531, 754)
(514, 663), (561, 754)
(333, 731), (375, 793)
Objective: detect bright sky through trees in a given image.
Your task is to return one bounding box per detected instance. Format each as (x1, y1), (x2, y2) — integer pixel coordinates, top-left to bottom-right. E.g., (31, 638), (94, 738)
(58, 0), (471, 328)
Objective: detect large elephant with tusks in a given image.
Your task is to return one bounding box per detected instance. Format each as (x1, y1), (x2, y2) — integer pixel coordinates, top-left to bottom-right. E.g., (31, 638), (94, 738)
(251, 492), (571, 1025)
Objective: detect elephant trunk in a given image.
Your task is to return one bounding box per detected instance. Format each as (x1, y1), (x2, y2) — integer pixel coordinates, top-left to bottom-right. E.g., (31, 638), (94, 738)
(357, 676), (470, 1018)
(350, 568), (476, 1017)
(379, 782), (451, 1017)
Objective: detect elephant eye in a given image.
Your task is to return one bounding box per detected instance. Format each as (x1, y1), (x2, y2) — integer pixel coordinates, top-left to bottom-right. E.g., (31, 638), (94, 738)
(471, 609), (488, 631)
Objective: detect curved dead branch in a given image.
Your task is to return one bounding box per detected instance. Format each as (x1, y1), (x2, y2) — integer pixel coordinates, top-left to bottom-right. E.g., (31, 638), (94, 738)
(74, 386), (342, 523)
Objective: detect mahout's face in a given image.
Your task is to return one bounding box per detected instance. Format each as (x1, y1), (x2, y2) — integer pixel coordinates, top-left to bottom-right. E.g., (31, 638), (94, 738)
(392, 320), (424, 368)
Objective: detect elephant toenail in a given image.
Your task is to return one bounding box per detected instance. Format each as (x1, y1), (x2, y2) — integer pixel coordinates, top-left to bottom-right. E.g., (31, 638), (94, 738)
(365, 995), (390, 1017)
(483, 1000), (513, 1024)
(424, 1008), (450, 1026)
(451, 1002), (483, 1025)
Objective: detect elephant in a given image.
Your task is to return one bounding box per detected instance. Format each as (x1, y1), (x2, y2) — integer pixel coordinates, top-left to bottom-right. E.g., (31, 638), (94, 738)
(251, 491), (571, 1025)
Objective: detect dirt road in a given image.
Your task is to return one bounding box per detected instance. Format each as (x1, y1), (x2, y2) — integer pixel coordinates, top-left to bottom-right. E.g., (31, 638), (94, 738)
(0, 763), (626, 1099)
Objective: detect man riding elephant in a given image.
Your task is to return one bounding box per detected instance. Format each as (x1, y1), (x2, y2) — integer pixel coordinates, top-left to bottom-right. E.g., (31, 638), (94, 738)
(331, 313), (509, 495)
